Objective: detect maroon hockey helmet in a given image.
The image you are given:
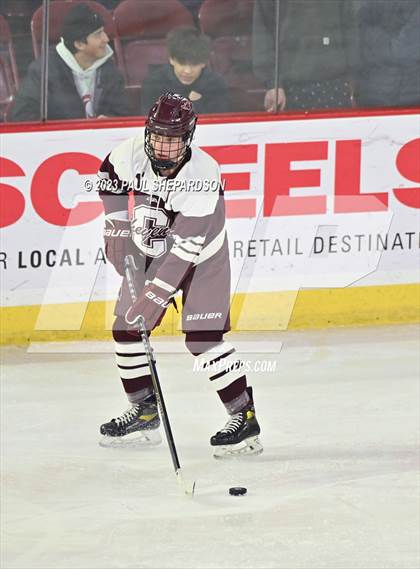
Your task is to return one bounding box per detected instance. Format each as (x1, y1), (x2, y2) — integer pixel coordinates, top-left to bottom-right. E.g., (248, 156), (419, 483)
(145, 92), (197, 169)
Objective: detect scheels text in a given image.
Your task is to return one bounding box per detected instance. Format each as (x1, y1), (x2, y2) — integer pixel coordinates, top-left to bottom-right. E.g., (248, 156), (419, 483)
(1, 139), (418, 229)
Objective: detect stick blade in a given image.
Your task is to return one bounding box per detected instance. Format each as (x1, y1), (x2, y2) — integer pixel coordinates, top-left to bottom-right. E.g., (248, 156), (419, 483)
(176, 469), (196, 497)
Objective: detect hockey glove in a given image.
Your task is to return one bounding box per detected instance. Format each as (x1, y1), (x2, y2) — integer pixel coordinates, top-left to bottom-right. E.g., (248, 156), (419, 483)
(104, 218), (131, 276)
(125, 282), (173, 333)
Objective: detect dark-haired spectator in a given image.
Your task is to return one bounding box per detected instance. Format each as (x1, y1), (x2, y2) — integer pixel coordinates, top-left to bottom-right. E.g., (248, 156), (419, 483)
(10, 3), (130, 121)
(253, 0), (356, 112)
(353, 0), (420, 108)
(140, 26), (229, 115)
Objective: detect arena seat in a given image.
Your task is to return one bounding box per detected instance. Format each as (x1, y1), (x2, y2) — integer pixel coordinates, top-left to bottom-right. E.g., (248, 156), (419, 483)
(113, 0), (193, 85)
(0, 14), (19, 89)
(198, 0), (264, 111)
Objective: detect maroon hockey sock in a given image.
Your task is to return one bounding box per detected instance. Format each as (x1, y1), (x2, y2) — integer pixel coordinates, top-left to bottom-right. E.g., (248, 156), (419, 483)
(121, 377), (153, 399)
(217, 375), (250, 414)
(113, 317), (153, 400)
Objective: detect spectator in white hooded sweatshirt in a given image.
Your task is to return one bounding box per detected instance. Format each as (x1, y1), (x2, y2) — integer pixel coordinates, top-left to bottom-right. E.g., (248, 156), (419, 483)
(10, 3), (130, 121)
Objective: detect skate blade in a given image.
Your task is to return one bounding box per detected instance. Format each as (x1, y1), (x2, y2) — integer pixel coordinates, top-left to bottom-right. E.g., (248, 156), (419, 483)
(99, 428), (162, 449)
(213, 436), (264, 459)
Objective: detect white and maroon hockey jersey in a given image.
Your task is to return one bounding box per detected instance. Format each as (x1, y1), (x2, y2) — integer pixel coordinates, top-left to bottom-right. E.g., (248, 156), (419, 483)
(98, 135), (231, 332)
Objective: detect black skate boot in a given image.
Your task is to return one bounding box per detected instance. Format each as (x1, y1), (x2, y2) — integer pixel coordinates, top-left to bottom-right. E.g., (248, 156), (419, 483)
(99, 394), (161, 447)
(210, 387), (263, 458)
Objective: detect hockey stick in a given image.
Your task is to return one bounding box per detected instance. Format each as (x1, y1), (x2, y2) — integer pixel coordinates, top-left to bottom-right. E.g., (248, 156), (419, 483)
(124, 255), (195, 497)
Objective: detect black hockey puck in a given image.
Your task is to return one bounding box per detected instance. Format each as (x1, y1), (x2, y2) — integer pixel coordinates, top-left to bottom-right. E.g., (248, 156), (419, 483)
(229, 487), (247, 496)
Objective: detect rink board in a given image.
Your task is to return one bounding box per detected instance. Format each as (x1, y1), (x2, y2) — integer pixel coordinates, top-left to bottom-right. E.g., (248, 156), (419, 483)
(1, 109), (419, 343)
(1, 284), (419, 344)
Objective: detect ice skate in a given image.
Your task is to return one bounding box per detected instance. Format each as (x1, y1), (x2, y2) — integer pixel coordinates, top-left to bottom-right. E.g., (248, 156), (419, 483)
(211, 387), (263, 459)
(99, 394), (162, 448)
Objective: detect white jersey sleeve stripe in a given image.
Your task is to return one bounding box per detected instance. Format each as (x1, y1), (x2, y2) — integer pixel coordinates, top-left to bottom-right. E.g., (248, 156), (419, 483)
(196, 228), (226, 265)
(152, 277), (177, 294)
(171, 247), (199, 263)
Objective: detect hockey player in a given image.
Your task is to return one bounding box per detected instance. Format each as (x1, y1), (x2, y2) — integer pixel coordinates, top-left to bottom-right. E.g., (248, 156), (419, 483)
(98, 92), (262, 458)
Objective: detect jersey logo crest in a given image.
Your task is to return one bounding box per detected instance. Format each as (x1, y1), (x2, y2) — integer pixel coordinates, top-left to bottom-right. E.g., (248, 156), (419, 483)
(131, 205), (171, 258)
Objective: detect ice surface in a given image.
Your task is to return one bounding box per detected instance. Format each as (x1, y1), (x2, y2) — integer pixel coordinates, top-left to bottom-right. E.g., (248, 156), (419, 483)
(1, 325), (419, 569)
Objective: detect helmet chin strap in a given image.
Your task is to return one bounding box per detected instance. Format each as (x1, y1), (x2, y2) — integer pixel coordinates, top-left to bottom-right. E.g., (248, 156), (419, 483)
(151, 156), (179, 171)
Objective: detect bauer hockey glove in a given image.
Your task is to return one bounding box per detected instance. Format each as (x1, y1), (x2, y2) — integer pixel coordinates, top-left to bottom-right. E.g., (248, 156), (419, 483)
(125, 282), (174, 333)
(103, 218), (131, 276)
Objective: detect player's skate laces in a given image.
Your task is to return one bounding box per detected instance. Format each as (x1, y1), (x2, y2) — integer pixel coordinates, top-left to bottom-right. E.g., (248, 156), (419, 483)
(99, 394), (161, 447)
(210, 386), (263, 458)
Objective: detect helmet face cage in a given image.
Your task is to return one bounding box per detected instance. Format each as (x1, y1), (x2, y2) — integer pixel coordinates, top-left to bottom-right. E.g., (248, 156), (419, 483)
(144, 126), (194, 170)
(144, 92), (197, 170)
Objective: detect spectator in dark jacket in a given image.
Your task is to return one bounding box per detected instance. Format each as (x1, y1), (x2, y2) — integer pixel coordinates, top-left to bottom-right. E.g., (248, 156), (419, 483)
(252, 0), (356, 112)
(140, 26), (229, 115)
(353, 0), (420, 108)
(10, 3), (130, 121)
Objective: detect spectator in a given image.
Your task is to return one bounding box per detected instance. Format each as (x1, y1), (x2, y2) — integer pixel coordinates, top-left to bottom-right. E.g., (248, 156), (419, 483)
(353, 0), (420, 108)
(252, 0), (356, 112)
(10, 3), (130, 121)
(140, 26), (229, 115)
